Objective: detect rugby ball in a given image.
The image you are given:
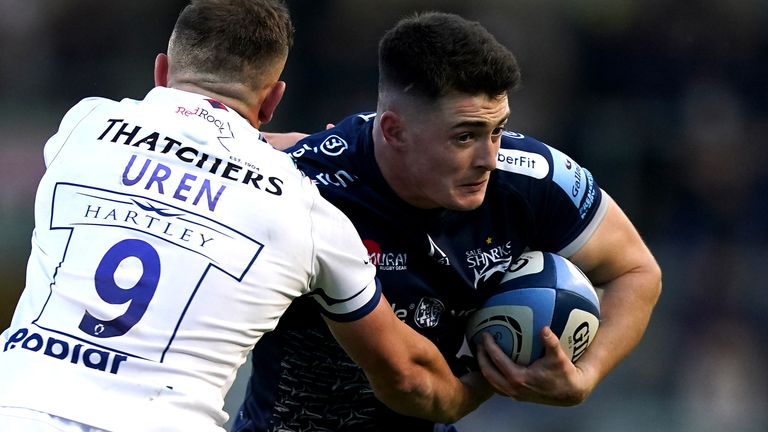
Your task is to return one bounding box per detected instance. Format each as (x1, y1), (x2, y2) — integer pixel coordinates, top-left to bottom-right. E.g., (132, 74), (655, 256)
(466, 251), (600, 366)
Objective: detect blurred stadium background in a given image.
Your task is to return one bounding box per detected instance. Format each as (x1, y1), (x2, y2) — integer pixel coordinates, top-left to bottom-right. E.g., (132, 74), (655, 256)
(1, 1), (766, 431)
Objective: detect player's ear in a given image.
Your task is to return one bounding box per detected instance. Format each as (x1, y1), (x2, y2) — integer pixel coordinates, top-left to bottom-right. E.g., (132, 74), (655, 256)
(154, 53), (169, 87)
(379, 111), (406, 148)
(258, 80), (286, 126)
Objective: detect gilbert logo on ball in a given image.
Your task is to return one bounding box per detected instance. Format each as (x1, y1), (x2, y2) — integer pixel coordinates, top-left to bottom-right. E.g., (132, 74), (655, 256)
(466, 251), (600, 366)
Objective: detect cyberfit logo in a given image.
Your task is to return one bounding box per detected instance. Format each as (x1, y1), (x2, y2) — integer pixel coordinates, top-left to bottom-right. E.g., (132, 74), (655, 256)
(496, 148), (548, 179)
(363, 239), (407, 271)
(466, 239), (516, 287)
(290, 135), (348, 158)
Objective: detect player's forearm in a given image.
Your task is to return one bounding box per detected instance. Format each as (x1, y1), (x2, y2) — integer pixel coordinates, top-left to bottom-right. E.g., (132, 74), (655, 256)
(568, 196), (663, 391)
(578, 261), (662, 387)
(262, 131), (308, 150)
(367, 341), (493, 422)
(326, 296), (492, 422)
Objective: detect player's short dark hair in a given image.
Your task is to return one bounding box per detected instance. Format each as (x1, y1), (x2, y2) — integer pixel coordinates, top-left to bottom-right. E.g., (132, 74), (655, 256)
(169, 0), (294, 87)
(378, 12), (521, 100)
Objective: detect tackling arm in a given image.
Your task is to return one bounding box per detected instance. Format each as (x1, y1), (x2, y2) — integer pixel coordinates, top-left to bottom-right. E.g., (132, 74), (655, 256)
(263, 131), (308, 150)
(263, 124), (334, 151)
(324, 294), (493, 423)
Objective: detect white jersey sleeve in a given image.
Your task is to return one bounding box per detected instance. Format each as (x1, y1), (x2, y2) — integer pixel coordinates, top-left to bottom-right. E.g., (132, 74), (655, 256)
(305, 187), (379, 322)
(0, 87), (378, 432)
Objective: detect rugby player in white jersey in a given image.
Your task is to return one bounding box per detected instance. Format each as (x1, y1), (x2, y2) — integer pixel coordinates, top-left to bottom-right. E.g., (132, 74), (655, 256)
(0, 1), (491, 431)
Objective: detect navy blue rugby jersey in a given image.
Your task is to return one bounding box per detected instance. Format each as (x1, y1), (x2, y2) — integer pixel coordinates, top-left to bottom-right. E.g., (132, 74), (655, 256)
(234, 113), (607, 432)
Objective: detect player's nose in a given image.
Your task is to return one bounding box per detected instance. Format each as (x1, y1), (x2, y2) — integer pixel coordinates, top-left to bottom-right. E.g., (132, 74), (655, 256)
(475, 136), (498, 171)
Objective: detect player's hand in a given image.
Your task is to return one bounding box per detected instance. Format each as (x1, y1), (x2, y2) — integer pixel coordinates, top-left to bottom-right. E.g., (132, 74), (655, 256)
(475, 328), (595, 406)
(263, 124), (335, 151)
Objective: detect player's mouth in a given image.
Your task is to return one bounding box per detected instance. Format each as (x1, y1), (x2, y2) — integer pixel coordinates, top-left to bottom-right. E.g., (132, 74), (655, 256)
(458, 178), (488, 193)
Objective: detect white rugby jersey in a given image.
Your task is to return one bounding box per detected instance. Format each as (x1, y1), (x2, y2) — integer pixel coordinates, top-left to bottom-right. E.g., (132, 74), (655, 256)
(0, 87), (379, 431)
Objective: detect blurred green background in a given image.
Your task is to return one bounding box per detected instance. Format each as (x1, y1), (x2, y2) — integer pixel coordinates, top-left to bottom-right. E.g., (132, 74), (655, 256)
(2, 1), (767, 431)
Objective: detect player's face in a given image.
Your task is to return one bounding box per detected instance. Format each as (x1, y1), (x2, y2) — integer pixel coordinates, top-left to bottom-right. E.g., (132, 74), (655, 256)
(400, 92), (509, 210)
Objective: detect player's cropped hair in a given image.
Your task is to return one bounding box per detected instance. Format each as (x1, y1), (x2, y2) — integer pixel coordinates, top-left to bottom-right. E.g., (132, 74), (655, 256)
(168, 0), (294, 87)
(378, 12), (521, 99)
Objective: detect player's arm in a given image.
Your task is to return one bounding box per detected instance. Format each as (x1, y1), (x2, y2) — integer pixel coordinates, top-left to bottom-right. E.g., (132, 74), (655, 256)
(263, 131), (308, 150)
(476, 195), (661, 405)
(263, 124), (333, 150)
(307, 182), (492, 421)
(324, 294), (492, 423)
(567, 194), (662, 393)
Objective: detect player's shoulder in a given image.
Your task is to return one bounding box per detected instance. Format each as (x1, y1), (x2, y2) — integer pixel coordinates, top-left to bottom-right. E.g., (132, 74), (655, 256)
(494, 130), (602, 227)
(58, 97), (115, 128)
(289, 112), (372, 153)
(281, 113), (380, 199)
(43, 97), (117, 164)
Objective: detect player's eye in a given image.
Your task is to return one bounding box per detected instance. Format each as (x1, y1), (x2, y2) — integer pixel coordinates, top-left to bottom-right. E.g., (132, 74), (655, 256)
(456, 133), (473, 144)
(491, 126), (505, 137)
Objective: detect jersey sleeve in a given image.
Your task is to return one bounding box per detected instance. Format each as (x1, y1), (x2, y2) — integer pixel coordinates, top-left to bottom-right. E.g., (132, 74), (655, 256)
(498, 132), (608, 256)
(304, 179), (380, 322)
(543, 144), (608, 256)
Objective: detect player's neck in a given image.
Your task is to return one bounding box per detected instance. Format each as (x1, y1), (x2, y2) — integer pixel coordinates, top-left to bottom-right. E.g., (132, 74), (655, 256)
(169, 80), (262, 128)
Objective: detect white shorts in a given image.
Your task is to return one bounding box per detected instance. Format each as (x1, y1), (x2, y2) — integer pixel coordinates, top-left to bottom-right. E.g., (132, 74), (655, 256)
(0, 407), (107, 432)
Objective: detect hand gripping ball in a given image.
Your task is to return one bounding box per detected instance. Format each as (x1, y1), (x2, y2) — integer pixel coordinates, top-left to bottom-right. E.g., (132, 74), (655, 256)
(466, 251), (600, 366)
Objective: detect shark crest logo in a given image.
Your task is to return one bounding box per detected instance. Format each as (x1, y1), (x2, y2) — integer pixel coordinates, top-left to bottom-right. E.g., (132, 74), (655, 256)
(465, 238), (516, 288)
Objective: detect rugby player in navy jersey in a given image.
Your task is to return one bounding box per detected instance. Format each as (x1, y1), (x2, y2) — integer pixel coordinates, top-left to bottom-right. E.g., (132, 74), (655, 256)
(234, 11), (662, 432)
